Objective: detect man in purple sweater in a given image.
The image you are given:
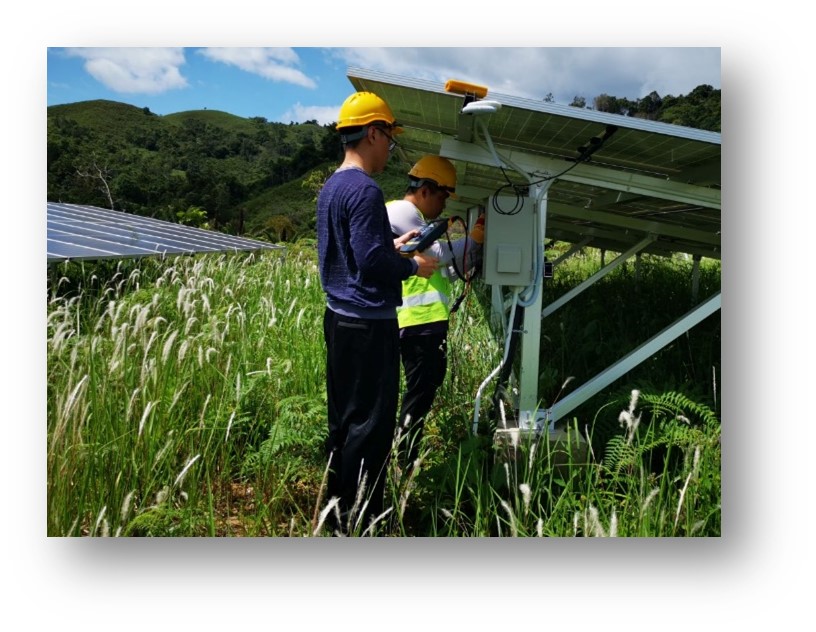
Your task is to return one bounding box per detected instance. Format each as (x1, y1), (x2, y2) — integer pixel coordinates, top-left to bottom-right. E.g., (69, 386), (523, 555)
(317, 91), (437, 535)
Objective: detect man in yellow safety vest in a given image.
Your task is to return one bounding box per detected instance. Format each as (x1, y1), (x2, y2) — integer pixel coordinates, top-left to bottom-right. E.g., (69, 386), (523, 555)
(386, 155), (485, 469)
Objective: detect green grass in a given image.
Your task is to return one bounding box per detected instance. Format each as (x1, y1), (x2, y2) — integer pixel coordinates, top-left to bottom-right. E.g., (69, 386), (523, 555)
(46, 246), (721, 537)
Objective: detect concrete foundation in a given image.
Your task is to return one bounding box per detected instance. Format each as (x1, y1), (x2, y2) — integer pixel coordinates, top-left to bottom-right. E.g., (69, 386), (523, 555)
(493, 424), (589, 477)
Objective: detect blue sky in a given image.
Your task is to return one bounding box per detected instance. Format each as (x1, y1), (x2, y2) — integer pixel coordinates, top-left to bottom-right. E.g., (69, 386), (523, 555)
(47, 47), (721, 125)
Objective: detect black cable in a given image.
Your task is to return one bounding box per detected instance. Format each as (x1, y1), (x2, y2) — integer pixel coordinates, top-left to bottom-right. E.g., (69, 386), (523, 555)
(445, 217), (468, 282)
(491, 178), (526, 215)
(445, 216), (475, 314)
(489, 125), (619, 203)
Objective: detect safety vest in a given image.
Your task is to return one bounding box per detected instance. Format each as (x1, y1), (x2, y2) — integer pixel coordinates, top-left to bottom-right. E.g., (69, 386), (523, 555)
(398, 266), (451, 329)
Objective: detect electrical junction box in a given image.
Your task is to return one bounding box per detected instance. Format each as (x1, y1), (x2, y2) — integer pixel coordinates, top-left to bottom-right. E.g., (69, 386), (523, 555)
(482, 194), (536, 286)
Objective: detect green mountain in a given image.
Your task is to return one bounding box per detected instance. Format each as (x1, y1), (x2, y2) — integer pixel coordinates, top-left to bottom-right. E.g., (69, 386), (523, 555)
(47, 99), (343, 239)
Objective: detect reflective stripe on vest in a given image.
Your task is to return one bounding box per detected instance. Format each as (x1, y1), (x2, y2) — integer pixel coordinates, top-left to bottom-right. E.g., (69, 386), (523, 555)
(398, 269), (451, 328)
(401, 289), (450, 308)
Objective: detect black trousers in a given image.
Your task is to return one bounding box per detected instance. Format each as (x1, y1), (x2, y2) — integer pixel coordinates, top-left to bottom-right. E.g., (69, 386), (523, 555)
(397, 330), (448, 467)
(323, 308), (399, 533)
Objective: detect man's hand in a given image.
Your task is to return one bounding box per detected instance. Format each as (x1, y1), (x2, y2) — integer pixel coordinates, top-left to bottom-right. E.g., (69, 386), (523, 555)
(394, 229), (420, 251)
(413, 251), (439, 278)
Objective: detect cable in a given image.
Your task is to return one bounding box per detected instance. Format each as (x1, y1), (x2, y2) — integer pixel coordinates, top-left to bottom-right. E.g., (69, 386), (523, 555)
(490, 301), (525, 424)
(517, 181), (554, 307)
(445, 215), (478, 315)
(444, 216), (468, 282)
(472, 288), (520, 435)
(490, 180), (526, 216)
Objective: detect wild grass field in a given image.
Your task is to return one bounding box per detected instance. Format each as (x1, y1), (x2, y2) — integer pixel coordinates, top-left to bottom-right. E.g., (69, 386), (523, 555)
(46, 244), (721, 537)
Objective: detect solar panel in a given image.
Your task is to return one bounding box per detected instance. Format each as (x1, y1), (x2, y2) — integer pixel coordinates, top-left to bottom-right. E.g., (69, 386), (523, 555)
(47, 202), (282, 263)
(347, 67), (721, 260)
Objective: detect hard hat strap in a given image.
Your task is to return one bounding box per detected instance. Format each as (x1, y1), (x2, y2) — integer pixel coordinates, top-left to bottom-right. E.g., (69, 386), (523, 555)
(339, 128), (368, 145)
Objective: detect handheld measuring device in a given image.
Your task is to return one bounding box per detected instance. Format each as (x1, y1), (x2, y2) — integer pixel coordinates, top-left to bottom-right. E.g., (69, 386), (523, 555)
(399, 219), (449, 256)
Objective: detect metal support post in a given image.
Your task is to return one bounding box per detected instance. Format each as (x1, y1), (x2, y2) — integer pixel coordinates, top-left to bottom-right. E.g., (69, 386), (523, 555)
(691, 254), (702, 303)
(518, 277), (543, 428)
(518, 184), (548, 429)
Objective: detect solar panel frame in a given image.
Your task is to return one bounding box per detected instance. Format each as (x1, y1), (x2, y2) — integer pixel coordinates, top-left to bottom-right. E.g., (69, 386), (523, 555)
(47, 203), (283, 263)
(347, 67), (721, 260)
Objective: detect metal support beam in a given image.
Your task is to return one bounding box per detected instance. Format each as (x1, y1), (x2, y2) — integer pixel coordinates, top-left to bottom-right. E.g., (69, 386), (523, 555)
(546, 219), (720, 260)
(542, 235), (656, 319)
(552, 238), (592, 266)
(546, 292), (721, 424)
(455, 110), (476, 143)
(547, 202), (721, 248)
(691, 254), (702, 302)
(440, 138), (721, 210)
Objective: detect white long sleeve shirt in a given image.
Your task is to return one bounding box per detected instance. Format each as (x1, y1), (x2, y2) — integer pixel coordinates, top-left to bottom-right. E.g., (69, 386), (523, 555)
(386, 199), (482, 280)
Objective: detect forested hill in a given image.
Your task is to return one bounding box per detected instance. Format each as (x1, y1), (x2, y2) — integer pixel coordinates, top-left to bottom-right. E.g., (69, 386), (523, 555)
(47, 85), (720, 242)
(47, 100), (347, 240)
(568, 83), (720, 132)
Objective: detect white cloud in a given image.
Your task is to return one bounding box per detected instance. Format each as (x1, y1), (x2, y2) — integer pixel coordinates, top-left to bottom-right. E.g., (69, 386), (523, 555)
(334, 47), (720, 105)
(633, 48), (721, 98)
(200, 47), (317, 89)
(65, 47), (187, 94)
(278, 102), (340, 125)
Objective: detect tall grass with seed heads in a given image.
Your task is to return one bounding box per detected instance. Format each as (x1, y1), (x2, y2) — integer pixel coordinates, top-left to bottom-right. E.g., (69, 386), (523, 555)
(47, 245), (720, 536)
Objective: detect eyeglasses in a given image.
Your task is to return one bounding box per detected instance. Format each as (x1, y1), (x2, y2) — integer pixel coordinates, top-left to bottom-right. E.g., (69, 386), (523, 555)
(433, 187), (450, 200)
(373, 126), (397, 152)
(428, 182), (455, 198)
(410, 178), (455, 199)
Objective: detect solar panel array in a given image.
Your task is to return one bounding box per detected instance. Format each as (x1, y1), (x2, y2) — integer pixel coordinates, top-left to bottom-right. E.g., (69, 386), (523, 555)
(47, 203), (282, 263)
(347, 68), (721, 260)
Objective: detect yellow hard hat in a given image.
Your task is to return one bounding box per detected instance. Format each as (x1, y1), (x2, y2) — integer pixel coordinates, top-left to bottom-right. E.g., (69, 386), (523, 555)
(336, 91), (403, 134)
(409, 155), (458, 199)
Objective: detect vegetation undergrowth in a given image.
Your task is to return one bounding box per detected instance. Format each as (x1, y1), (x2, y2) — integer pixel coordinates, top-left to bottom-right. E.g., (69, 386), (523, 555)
(47, 246), (720, 537)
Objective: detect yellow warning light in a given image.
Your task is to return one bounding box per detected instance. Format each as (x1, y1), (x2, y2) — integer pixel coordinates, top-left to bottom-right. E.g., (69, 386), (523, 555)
(445, 79), (488, 99)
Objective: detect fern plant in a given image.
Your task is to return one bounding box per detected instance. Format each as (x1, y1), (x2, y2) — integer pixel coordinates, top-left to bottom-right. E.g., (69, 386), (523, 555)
(601, 390), (720, 476)
(240, 394), (327, 478)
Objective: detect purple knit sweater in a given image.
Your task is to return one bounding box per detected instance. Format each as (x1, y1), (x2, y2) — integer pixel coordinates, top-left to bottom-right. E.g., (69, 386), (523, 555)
(317, 167), (416, 317)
